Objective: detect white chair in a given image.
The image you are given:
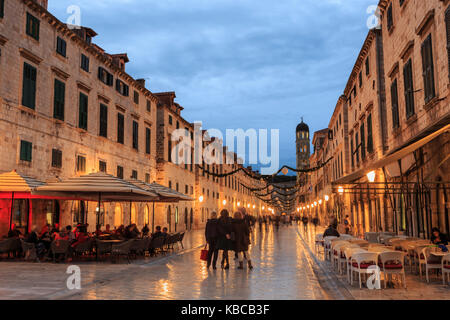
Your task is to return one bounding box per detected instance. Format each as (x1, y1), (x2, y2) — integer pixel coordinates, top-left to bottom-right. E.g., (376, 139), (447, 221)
(379, 251), (406, 289)
(419, 247), (442, 283)
(332, 242), (348, 271)
(350, 252), (379, 289)
(442, 253), (450, 285)
(323, 236), (338, 261)
(315, 234), (324, 255)
(364, 232), (379, 243)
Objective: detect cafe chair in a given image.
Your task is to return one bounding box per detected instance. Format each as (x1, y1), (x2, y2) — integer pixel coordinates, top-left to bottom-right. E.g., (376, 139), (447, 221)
(442, 253), (450, 285)
(350, 252), (378, 289)
(378, 251), (406, 289)
(419, 247), (442, 283)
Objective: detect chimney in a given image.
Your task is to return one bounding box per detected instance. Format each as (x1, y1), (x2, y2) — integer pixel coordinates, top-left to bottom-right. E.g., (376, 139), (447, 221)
(136, 79), (146, 88)
(37, 0), (48, 10)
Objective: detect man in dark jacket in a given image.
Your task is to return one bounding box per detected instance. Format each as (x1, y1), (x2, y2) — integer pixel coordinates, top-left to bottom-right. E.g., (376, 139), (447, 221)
(205, 212), (219, 269)
(232, 211), (253, 270)
(323, 222), (340, 238)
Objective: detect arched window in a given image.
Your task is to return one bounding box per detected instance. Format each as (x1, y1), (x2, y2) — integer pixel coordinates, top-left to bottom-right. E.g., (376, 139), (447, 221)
(131, 204), (137, 224)
(114, 203), (123, 227)
(144, 205), (150, 225)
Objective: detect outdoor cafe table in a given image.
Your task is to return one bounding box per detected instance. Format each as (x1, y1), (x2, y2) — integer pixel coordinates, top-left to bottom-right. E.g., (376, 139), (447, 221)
(367, 246), (396, 254)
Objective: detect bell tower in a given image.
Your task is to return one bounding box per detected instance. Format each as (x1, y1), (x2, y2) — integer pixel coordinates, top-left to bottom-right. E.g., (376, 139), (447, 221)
(296, 117), (310, 171)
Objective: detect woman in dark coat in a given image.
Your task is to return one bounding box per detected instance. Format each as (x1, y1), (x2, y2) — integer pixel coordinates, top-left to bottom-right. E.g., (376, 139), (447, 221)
(216, 209), (232, 269)
(232, 211), (253, 270)
(205, 211), (219, 269)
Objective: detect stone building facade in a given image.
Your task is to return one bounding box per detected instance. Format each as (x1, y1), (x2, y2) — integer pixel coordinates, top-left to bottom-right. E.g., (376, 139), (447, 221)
(306, 0), (450, 238)
(0, 0), (264, 236)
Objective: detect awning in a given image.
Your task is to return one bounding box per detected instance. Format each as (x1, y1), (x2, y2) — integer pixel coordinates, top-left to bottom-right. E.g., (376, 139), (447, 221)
(36, 172), (159, 202)
(127, 179), (194, 202)
(333, 122), (450, 185)
(0, 170), (45, 192)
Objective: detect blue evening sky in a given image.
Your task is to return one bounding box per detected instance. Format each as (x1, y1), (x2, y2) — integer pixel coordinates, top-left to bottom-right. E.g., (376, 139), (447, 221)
(49, 0), (376, 174)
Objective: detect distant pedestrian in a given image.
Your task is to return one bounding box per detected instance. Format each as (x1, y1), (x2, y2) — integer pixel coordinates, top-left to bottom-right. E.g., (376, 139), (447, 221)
(216, 209), (233, 270)
(302, 216), (309, 232)
(323, 221), (340, 238)
(205, 212), (219, 270)
(344, 215), (351, 234)
(232, 211), (253, 270)
(312, 217), (319, 230)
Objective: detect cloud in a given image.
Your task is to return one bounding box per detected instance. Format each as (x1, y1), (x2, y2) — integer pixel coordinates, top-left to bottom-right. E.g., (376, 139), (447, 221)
(50, 0), (376, 173)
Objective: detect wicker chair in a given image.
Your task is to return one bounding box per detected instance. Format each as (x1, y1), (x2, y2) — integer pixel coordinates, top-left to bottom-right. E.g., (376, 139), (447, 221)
(95, 239), (112, 261)
(50, 240), (71, 263)
(21, 240), (38, 262)
(130, 238), (149, 258)
(72, 239), (93, 260)
(111, 240), (134, 263)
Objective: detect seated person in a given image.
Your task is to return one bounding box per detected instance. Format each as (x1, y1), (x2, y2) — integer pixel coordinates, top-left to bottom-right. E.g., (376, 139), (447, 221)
(142, 224), (150, 237)
(95, 224), (103, 237)
(431, 228), (449, 246)
(152, 226), (163, 238)
(71, 230), (89, 248)
(323, 222), (340, 238)
(162, 227), (169, 239)
(103, 224), (112, 234)
(7, 224), (22, 238)
(125, 224), (140, 239)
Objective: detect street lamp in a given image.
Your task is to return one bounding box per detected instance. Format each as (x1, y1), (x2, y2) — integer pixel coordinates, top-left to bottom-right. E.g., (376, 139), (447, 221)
(338, 186), (344, 194)
(325, 195), (330, 202)
(199, 195), (204, 203)
(262, 206), (265, 210)
(222, 199), (227, 206)
(237, 201), (241, 206)
(314, 201), (317, 206)
(319, 199), (323, 205)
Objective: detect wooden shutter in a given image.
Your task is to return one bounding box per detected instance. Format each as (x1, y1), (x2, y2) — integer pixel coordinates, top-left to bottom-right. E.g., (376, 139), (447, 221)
(403, 59), (415, 118)
(22, 63), (37, 110)
(53, 79), (65, 120)
(20, 141), (32, 162)
(146, 127), (151, 154)
(117, 113), (124, 144)
(367, 114), (373, 153)
(99, 104), (108, 137)
(391, 79), (399, 128)
(446, 7), (450, 79)
(79, 93), (88, 130)
(0, 0), (4, 18)
(421, 34), (435, 103)
(132, 121), (139, 150)
(360, 123), (366, 160)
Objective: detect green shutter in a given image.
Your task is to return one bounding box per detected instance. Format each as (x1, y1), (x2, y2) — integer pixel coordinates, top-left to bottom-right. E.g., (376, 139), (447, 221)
(20, 141), (32, 162)
(22, 63), (36, 110)
(0, 0), (4, 18)
(53, 79), (65, 120)
(79, 93), (88, 130)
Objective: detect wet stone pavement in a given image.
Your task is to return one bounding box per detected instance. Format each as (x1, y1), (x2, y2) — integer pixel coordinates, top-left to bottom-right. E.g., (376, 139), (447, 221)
(0, 224), (448, 300)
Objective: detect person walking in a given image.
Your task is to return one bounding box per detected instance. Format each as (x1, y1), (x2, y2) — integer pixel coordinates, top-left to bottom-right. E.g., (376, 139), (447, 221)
(312, 216), (319, 231)
(232, 211), (253, 270)
(216, 209), (232, 270)
(302, 216), (309, 232)
(205, 211), (219, 269)
(344, 215), (351, 235)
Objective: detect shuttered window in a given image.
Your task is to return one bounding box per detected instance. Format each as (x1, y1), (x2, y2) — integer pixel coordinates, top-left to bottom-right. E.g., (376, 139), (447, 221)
(117, 166), (124, 179)
(81, 54), (90, 72)
(403, 59), (415, 118)
(350, 135), (354, 168)
(56, 36), (66, 57)
(131, 170), (138, 180)
(115, 79), (129, 96)
(0, 0), (4, 18)
(22, 63), (37, 110)
(145, 127), (151, 154)
(446, 7), (450, 79)
(387, 4), (393, 31)
(367, 113), (373, 153)
(78, 93), (88, 130)
(133, 91), (139, 104)
(117, 113), (124, 144)
(53, 79), (65, 121)
(51, 149), (62, 168)
(20, 140), (32, 162)
(355, 133), (359, 164)
(421, 34), (436, 103)
(76, 155), (86, 173)
(26, 12), (40, 40)
(360, 123), (366, 160)
(132, 120), (139, 150)
(98, 67), (113, 86)
(391, 79), (400, 128)
(99, 161), (107, 173)
(99, 104), (108, 138)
